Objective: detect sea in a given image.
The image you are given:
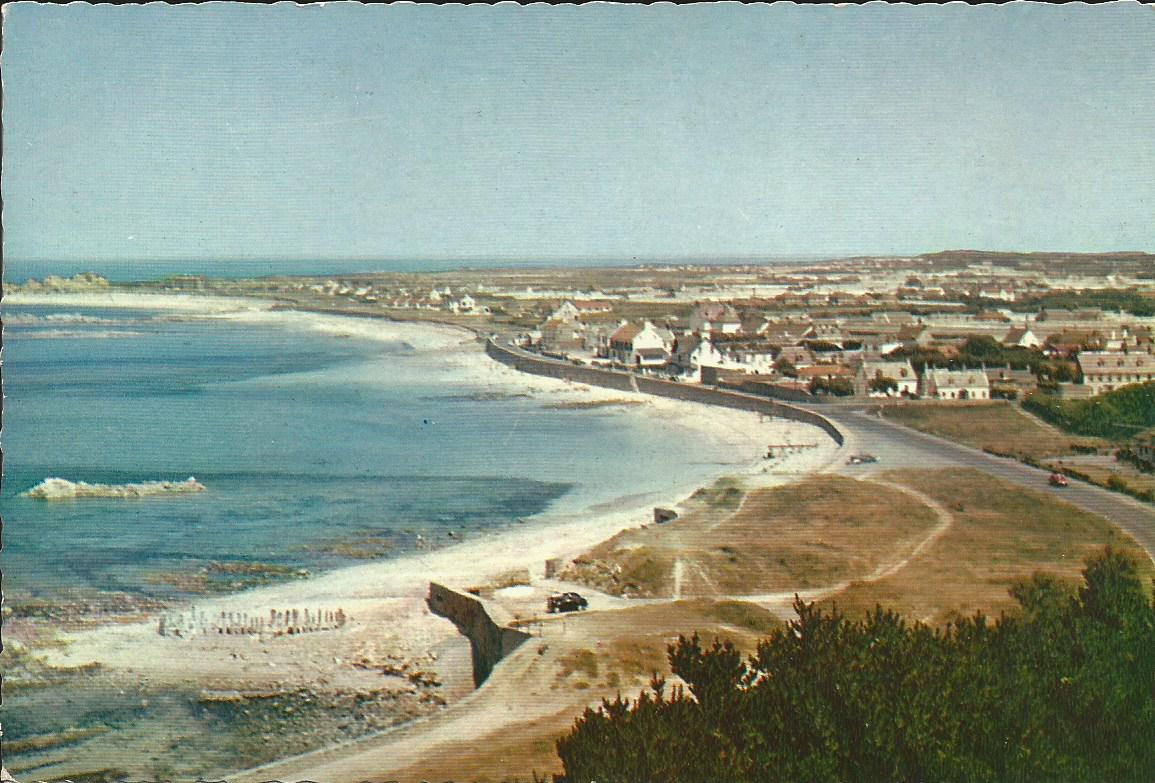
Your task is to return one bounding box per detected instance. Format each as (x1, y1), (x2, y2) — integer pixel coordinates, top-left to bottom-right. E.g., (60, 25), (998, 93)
(5, 254), (828, 284)
(1, 299), (756, 602)
(0, 294), (774, 777)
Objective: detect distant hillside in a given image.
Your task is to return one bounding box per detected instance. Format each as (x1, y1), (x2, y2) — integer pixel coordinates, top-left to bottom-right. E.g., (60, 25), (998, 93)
(916, 250), (1155, 275)
(1024, 381), (1155, 440)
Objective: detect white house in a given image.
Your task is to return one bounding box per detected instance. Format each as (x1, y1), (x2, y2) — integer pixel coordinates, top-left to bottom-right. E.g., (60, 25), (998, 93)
(609, 321), (672, 367)
(688, 303), (742, 335)
(449, 294), (477, 314)
(922, 369), (991, 400)
(550, 301), (581, 322)
(672, 333), (724, 374)
(672, 334), (776, 380)
(721, 344), (776, 375)
(856, 360), (919, 397)
(1002, 325), (1041, 349)
(691, 339), (727, 371)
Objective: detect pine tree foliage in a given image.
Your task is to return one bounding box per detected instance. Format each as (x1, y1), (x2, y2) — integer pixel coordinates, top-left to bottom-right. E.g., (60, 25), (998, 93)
(556, 549), (1155, 782)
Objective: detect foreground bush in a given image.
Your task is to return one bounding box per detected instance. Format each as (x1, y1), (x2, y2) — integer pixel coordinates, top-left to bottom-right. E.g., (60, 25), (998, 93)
(557, 549), (1155, 783)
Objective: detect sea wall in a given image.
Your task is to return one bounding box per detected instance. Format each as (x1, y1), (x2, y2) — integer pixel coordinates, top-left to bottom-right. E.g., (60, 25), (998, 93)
(722, 378), (819, 405)
(485, 340), (844, 446)
(427, 583), (531, 687)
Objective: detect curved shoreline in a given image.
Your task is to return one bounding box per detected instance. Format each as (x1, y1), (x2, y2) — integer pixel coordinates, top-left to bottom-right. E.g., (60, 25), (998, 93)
(8, 292), (842, 615)
(11, 290), (845, 779)
(484, 338), (845, 447)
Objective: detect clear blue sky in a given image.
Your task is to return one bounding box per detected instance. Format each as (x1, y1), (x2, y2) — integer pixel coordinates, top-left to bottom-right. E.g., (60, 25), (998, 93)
(3, 2), (1153, 273)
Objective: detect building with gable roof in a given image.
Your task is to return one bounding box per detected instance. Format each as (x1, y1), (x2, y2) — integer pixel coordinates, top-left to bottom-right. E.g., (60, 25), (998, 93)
(921, 368), (991, 400)
(855, 360), (919, 397)
(1077, 350), (1155, 395)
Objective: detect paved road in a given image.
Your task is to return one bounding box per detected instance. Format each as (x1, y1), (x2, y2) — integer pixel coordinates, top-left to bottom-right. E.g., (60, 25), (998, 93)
(815, 405), (1155, 562)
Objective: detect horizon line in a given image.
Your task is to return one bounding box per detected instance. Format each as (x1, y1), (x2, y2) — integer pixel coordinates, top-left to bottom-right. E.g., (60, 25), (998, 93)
(8, 247), (1155, 267)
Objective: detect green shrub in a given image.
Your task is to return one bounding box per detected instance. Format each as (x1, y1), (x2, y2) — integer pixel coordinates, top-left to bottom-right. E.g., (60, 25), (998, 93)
(1024, 382), (1155, 440)
(557, 549), (1155, 783)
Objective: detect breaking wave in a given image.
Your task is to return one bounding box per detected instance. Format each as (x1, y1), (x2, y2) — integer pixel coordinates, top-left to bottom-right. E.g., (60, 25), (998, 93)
(5, 312), (126, 325)
(18, 329), (145, 340)
(23, 477), (207, 500)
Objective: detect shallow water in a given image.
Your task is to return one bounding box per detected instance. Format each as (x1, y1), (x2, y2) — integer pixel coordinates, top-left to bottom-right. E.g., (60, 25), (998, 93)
(1, 302), (754, 600)
(1, 299), (773, 776)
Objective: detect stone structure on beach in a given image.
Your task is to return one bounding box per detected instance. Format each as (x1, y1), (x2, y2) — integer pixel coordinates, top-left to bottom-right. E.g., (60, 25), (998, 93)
(158, 606), (347, 638)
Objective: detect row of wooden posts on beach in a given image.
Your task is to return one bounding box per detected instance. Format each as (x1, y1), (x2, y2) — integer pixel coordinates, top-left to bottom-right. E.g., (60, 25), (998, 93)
(157, 607), (348, 638)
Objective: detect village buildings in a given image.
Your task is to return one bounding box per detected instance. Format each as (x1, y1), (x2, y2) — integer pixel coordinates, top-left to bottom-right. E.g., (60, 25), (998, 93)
(498, 263), (1155, 404)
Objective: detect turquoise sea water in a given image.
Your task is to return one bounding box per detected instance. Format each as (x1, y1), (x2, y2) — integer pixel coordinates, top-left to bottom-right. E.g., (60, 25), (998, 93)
(1, 300), (766, 777)
(1, 302), (745, 601)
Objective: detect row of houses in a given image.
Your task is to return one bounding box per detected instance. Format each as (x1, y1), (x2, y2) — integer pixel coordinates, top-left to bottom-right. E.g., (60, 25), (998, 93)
(1077, 350), (1155, 395)
(539, 300), (1147, 361)
(533, 300), (1155, 400)
(307, 281), (488, 314)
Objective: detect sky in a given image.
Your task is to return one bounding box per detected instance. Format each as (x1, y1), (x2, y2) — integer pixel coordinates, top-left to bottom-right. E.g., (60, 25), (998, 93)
(3, 2), (1154, 277)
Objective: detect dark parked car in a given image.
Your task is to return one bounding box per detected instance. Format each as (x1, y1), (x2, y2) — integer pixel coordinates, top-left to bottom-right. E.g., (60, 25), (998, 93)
(547, 592), (588, 613)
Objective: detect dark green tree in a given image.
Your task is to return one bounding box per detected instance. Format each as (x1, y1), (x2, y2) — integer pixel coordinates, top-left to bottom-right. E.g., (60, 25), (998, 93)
(556, 549), (1155, 783)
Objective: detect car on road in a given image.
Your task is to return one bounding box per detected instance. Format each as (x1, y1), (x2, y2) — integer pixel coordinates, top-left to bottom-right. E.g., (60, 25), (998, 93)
(547, 592), (588, 613)
(1049, 472), (1070, 488)
(847, 454), (879, 465)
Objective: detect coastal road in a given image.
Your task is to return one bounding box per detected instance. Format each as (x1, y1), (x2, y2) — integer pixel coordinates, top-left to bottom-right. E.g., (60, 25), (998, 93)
(815, 404), (1155, 562)
(484, 340), (1155, 561)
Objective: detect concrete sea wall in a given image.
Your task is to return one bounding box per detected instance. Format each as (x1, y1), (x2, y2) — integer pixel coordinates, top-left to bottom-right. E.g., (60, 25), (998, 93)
(427, 582), (531, 687)
(485, 340), (844, 446)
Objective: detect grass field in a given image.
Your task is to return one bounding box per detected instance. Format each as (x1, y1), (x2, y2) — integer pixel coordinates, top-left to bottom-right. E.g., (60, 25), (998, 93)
(562, 476), (940, 598)
(882, 401), (1106, 461)
(822, 468), (1154, 625)
(564, 470), (1152, 627)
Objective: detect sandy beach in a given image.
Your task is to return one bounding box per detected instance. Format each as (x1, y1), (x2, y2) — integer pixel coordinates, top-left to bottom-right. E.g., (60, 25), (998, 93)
(8, 289), (842, 777)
